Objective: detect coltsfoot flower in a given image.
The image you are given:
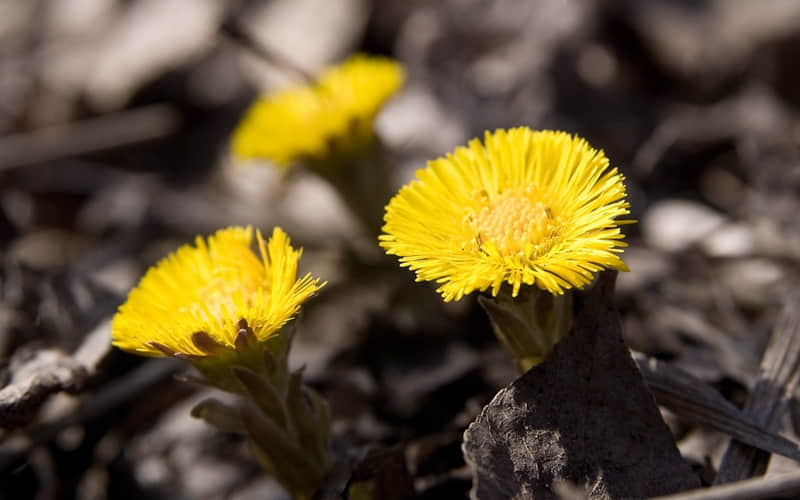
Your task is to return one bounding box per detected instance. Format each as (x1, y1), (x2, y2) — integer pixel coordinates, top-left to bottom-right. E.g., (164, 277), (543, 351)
(380, 128), (632, 302)
(232, 54), (405, 167)
(112, 226), (324, 361)
(381, 128), (633, 370)
(112, 226), (330, 498)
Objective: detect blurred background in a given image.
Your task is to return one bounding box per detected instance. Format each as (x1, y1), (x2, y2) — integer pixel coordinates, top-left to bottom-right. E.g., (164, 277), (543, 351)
(2, 0), (800, 498)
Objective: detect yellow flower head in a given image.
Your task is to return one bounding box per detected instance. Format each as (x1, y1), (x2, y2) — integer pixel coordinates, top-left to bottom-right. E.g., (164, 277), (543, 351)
(380, 128), (633, 302)
(112, 226), (324, 358)
(232, 54), (405, 166)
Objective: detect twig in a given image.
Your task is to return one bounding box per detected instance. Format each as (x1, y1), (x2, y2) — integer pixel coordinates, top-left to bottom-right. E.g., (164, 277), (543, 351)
(0, 104), (180, 170)
(716, 288), (800, 483)
(648, 469), (800, 500)
(0, 359), (182, 471)
(632, 352), (800, 463)
(0, 349), (87, 430)
(219, 18), (315, 84)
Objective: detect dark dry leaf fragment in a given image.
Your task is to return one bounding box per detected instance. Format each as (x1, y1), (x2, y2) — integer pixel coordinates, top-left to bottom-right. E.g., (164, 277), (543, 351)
(462, 272), (700, 499)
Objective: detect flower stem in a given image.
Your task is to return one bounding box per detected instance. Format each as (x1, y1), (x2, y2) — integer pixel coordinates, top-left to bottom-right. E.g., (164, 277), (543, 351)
(310, 138), (395, 239)
(190, 331), (332, 499)
(479, 287), (573, 372)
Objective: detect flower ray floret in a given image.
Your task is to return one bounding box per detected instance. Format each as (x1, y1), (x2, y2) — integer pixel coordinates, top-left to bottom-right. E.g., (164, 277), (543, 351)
(380, 127), (633, 301)
(112, 226), (325, 358)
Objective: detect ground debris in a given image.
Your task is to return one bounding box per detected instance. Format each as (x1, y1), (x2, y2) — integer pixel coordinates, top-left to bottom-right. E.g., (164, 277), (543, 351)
(716, 288), (800, 483)
(0, 348), (87, 430)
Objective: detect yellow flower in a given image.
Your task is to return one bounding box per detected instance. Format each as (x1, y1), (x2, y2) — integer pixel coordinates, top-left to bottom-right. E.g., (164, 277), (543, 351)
(232, 54), (405, 166)
(380, 128), (632, 302)
(112, 226), (324, 358)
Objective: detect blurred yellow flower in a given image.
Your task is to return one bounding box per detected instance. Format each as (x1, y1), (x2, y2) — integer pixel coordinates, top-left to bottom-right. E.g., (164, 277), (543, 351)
(232, 54), (405, 166)
(112, 226), (324, 358)
(380, 128), (632, 302)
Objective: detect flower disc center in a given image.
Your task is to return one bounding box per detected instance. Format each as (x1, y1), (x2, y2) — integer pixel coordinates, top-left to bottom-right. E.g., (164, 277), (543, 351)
(468, 188), (557, 255)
